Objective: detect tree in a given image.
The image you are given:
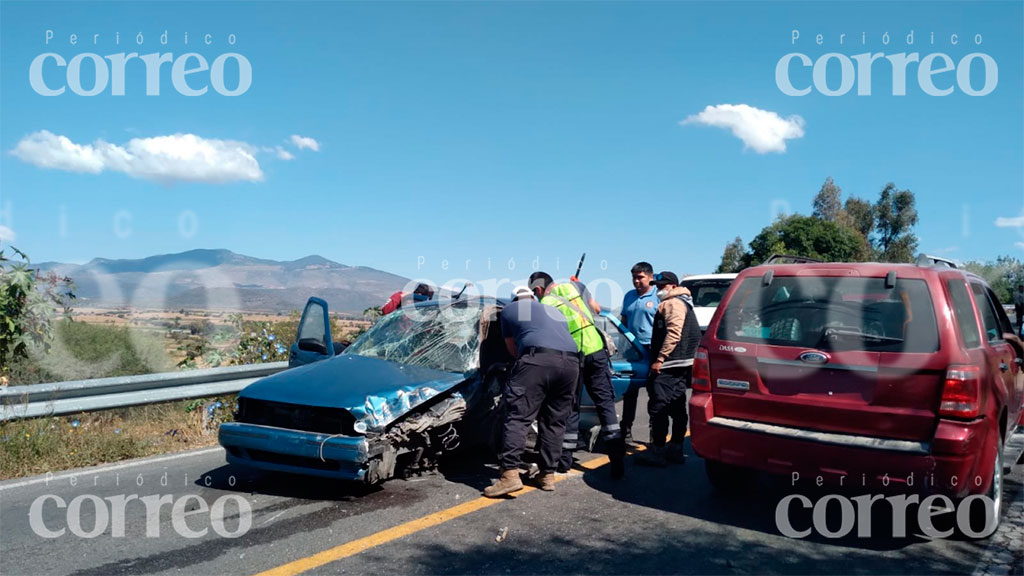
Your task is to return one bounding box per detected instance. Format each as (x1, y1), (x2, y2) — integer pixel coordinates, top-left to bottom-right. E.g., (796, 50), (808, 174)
(715, 237), (746, 273)
(746, 214), (870, 266)
(0, 244), (75, 384)
(812, 177), (843, 222)
(363, 306), (383, 323)
(963, 256), (1024, 304)
(843, 196), (875, 240)
(873, 182), (919, 263)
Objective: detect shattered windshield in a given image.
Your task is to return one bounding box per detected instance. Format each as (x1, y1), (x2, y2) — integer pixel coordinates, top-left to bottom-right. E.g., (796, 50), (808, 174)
(343, 303), (483, 373)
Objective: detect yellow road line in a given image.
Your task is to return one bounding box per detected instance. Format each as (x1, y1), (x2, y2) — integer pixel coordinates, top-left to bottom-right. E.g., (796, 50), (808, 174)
(256, 492), (507, 576)
(255, 432), (690, 576)
(254, 459), (586, 576)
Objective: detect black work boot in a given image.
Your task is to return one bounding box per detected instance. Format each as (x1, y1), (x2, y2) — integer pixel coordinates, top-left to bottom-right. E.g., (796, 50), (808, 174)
(608, 437), (626, 479)
(665, 442), (687, 465)
(635, 445), (668, 467)
(622, 427), (640, 450)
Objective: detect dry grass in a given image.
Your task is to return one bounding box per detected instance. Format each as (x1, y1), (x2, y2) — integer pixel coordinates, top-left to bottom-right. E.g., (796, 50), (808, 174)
(0, 308), (371, 479)
(0, 397), (235, 480)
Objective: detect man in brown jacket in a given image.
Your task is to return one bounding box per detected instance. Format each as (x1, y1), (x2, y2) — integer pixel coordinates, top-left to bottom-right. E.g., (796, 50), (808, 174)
(637, 271), (701, 467)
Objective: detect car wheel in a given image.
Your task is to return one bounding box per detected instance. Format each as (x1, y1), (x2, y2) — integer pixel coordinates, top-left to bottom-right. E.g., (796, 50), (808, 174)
(705, 459), (756, 494)
(964, 434), (1004, 538)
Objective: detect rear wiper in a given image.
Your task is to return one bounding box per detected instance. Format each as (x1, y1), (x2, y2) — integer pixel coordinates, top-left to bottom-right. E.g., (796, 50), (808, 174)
(823, 327), (904, 344)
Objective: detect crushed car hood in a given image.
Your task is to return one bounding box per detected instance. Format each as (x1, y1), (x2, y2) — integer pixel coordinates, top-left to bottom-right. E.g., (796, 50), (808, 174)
(239, 354), (467, 429)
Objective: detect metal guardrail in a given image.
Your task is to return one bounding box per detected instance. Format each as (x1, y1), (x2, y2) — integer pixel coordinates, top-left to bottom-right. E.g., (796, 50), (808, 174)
(0, 362), (289, 421)
(1, 305), (1021, 421)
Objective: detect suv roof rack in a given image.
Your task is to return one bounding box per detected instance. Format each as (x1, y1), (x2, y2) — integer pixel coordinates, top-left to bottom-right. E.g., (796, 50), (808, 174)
(763, 254), (823, 265)
(915, 253), (959, 269)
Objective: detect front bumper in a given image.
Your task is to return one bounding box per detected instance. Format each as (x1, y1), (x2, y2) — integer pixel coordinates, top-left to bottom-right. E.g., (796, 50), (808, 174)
(219, 422), (371, 481)
(689, 393), (990, 497)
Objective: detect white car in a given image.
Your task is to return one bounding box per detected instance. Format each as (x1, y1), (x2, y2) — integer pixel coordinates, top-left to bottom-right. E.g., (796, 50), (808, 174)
(680, 273), (738, 332)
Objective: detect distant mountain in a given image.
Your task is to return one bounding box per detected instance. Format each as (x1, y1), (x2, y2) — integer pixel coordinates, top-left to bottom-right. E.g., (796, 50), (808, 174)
(38, 249), (409, 313)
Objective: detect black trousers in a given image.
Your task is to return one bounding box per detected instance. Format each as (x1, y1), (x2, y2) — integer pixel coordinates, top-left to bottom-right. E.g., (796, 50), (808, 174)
(1016, 304), (1023, 332)
(620, 384), (640, 431)
(620, 344), (650, 432)
(560, 349), (621, 469)
(647, 366), (691, 447)
(498, 352), (579, 472)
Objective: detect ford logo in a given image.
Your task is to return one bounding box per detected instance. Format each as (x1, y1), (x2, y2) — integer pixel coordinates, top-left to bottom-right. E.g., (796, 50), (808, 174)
(799, 351), (829, 365)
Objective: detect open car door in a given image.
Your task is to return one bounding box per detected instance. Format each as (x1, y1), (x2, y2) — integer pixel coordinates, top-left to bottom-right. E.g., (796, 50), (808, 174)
(594, 312), (650, 400)
(289, 297), (335, 368)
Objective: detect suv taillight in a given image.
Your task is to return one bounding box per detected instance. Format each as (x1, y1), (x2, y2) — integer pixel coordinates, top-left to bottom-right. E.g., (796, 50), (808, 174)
(939, 365), (981, 419)
(693, 346), (710, 392)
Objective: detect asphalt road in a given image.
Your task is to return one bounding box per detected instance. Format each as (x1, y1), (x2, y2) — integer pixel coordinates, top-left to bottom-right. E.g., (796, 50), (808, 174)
(1, 392), (1022, 576)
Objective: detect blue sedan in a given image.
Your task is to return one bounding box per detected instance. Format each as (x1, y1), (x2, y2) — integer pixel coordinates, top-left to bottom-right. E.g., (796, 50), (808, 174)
(219, 296), (649, 484)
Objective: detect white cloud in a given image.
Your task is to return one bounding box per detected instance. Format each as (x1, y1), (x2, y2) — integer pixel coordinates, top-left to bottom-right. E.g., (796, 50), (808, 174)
(682, 104), (805, 154)
(1016, 242), (1024, 250)
(995, 216), (1024, 228)
(11, 131), (263, 183)
(275, 146), (295, 161)
(10, 131), (106, 173)
(0, 225), (15, 243)
(289, 134), (320, 152)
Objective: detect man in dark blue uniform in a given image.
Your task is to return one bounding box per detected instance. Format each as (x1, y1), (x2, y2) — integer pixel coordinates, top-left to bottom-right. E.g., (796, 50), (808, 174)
(484, 287), (580, 497)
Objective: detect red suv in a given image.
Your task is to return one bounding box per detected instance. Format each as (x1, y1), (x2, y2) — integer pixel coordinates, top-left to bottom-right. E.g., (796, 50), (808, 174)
(690, 256), (1024, 525)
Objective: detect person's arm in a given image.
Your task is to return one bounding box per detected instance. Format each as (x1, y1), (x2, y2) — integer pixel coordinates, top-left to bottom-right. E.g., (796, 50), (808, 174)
(574, 281), (602, 315)
(381, 292), (402, 315)
(505, 337), (518, 358)
(500, 307), (519, 358)
(656, 301), (684, 364)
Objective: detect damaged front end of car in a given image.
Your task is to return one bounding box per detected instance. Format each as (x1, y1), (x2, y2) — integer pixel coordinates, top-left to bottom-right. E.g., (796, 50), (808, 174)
(219, 298), (509, 484)
(364, 388), (468, 483)
(219, 378), (471, 483)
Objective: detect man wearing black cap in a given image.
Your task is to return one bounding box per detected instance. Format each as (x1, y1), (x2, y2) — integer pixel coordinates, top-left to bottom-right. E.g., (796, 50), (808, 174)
(484, 287), (580, 497)
(637, 271), (700, 467)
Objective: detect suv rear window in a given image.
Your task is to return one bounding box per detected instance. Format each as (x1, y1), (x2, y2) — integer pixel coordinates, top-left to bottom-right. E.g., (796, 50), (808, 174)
(680, 279), (733, 308)
(716, 275), (939, 353)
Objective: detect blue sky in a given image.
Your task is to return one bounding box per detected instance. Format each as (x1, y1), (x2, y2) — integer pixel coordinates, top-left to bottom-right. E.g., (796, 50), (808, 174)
(1, 1), (1022, 304)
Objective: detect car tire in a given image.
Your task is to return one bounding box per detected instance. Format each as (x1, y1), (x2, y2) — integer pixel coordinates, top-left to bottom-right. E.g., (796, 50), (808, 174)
(705, 459), (756, 494)
(962, 433), (1004, 539)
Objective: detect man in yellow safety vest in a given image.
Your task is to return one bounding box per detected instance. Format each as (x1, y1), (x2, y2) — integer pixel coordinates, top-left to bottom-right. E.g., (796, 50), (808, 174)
(529, 271), (625, 479)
